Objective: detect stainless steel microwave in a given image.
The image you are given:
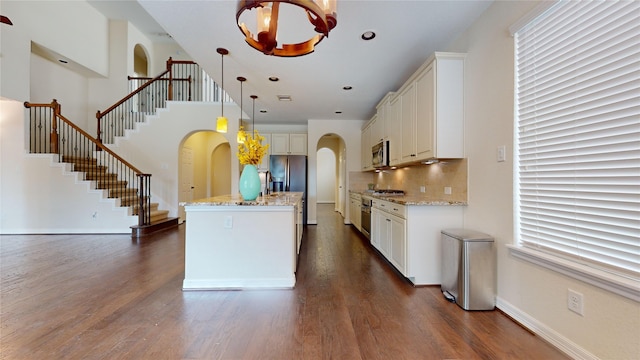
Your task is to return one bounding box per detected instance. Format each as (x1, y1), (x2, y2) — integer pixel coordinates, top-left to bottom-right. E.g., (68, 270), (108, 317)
(372, 140), (389, 168)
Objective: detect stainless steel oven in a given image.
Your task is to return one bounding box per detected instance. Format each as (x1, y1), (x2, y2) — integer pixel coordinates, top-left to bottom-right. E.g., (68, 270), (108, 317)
(361, 196), (372, 240)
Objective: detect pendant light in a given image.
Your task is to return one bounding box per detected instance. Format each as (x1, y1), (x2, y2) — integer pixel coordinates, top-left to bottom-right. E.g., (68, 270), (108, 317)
(250, 95), (258, 133)
(237, 76), (246, 143)
(236, 0), (337, 57)
(216, 48), (228, 133)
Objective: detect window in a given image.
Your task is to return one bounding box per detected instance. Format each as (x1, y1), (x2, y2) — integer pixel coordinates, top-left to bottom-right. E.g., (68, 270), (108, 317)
(512, 0), (640, 300)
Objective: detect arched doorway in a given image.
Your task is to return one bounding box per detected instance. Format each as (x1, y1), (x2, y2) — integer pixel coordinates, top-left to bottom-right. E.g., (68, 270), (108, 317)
(316, 133), (347, 218)
(210, 143), (231, 196)
(133, 44), (149, 77)
(179, 131), (230, 222)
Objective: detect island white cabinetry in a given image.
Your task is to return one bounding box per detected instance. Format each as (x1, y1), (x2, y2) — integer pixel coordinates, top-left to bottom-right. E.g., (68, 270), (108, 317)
(271, 133), (307, 155)
(371, 198), (463, 285)
(182, 192), (303, 290)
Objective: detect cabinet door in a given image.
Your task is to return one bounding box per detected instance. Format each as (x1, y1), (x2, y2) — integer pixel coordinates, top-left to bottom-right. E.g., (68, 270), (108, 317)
(389, 215), (406, 275)
(271, 133), (290, 154)
(371, 208), (381, 250)
(400, 82), (416, 163)
(380, 215), (391, 258)
(370, 114), (383, 145)
(361, 124), (372, 170)
(415, 64), (434, 160)
(257, 133), (271, 171)
(388, 95), (401, 165)
(289, 134), (307, 155)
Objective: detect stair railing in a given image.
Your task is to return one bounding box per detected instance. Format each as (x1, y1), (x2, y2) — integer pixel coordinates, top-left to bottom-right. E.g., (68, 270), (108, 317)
(96, 57), (230, 145)
(25, 99), (152, 226)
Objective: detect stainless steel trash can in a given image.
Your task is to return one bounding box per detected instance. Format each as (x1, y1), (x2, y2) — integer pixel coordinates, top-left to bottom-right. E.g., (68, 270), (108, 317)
(441, 229), (495, 310)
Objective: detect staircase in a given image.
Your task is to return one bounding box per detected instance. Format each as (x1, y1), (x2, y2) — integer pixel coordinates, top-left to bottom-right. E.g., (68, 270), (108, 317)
(24, 100), (178, 238)
(64, 155), (178, 237)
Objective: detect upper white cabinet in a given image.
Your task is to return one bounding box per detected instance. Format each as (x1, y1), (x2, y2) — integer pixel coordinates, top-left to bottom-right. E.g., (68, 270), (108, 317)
(257, 133), (271, 171)
(361, 122), (372, 170)
(271, 133), (307, 155)
(370, 113), (384, 145)
(399, 52), (465, 162)
(367, 52), (465, 168)
(388, 94), (401, 165)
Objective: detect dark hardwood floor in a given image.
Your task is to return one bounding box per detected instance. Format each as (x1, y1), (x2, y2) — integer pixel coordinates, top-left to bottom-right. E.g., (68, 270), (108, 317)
(1, 204), (568, 359)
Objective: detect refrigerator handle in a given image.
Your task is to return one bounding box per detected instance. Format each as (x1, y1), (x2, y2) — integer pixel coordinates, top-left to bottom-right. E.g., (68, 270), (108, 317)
(286, 158), (290, 191)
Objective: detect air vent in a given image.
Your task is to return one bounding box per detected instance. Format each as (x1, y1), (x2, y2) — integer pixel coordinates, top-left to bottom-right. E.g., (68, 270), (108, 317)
(277, 95), (292, 101)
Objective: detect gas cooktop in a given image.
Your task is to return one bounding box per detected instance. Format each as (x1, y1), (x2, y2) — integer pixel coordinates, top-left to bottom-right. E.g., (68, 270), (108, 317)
(366, 189), (405, 196)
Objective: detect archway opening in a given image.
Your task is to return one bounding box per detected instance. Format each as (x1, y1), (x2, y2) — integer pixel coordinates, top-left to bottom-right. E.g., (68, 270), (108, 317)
(178, 130), (230, 222)
(316, 133), (346, 218)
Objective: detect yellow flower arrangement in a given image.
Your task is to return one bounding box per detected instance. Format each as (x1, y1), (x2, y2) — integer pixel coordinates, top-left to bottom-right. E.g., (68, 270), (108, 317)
(237, 127), (269, 165)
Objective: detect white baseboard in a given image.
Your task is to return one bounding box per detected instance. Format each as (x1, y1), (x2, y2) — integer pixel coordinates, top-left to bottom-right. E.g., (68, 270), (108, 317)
(496, 297), (597, 360)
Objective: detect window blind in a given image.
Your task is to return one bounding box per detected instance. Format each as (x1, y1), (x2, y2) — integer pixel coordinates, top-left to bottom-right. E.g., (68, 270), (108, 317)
(514, 0), (640, 279)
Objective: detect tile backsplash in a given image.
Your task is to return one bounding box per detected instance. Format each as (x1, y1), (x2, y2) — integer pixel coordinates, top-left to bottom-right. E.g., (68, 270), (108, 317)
(372, 159), (468, 202)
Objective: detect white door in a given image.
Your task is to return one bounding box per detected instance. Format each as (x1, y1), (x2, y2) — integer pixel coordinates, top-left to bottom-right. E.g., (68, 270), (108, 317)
(179, 147), (194, 222)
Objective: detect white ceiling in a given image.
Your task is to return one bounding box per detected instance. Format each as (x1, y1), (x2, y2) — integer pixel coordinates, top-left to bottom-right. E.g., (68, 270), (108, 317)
(89, 0), (492, 125)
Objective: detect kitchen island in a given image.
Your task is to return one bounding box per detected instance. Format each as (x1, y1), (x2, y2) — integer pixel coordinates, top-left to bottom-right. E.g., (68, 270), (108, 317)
(181, 192), (304, 290)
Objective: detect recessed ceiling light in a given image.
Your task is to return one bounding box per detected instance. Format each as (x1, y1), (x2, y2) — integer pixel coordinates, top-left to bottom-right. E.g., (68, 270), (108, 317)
(277, 95), (291, 101)
(343, 86), (353, 90)
(361, 31), (376, 41)
(269, 76), (279, 82)
(58, 59), (68, 64)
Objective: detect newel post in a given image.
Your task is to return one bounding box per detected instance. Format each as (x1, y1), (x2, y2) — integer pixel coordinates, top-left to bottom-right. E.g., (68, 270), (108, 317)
(167, 57), (174, 101)
(51, 99), (60, 154)
(96, 110), (103, 151)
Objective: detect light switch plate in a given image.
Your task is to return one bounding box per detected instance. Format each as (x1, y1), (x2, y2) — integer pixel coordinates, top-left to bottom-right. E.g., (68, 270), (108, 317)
(224, 216), (233, 229)
(497, 145), (506, 162)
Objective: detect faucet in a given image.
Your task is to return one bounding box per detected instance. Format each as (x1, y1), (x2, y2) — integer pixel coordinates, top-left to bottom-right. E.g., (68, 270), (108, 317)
(264, 171), (271, 195)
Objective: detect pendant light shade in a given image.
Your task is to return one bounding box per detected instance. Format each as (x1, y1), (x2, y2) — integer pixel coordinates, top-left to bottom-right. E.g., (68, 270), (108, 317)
(216, 48), (229, 133)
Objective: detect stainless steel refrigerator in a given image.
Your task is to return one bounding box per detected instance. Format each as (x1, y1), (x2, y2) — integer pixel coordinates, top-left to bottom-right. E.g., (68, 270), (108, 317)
(269, 155), (307, 225)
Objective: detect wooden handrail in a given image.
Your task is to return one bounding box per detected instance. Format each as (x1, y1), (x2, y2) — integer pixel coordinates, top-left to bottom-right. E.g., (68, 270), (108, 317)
(97, 69), (170, 120)
(127, 76), (191, 82)
(25, 100), (146, 175)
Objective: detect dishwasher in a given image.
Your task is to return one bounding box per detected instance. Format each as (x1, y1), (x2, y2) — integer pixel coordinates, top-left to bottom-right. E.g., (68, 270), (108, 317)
(360, 196), (372, 240)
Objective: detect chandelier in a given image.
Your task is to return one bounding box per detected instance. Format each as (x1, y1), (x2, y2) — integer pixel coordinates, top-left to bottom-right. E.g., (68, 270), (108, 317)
(236, 0), (337, 57)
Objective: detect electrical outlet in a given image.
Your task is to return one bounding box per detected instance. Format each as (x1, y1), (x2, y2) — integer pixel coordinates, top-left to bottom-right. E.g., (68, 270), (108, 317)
(568, 289), (584, 316)
(444, 187), (452, 195)
(224, 216), (233, 229)
(420, 186), (426, 193)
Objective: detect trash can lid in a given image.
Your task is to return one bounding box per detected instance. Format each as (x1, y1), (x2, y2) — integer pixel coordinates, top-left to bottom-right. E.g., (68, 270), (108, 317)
(441, 228), (493, 242)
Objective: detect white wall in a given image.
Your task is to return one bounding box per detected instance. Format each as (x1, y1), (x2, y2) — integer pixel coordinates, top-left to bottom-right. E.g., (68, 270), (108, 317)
(0, 1), (193, 233)
(106, 101), (240, 218)
(307, 119), (364, 225)
(447, 1), (639, 359)
(30, 54), (90, 130)
(1, 1), (110, 101)
(0, 99), (137, 233)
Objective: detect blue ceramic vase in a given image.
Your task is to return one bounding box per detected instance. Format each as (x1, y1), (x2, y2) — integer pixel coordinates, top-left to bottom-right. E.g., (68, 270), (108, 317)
(239, 164), (261, 201)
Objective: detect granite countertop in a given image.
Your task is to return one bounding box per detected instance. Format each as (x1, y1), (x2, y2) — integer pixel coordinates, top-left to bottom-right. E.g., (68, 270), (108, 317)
(181, 192), (303, 207)
(350, 190), (467, 206)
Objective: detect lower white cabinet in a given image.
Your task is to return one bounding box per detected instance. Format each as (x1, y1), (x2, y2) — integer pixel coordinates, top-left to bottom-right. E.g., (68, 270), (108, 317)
(371, 198), (463, 285)
(349, 193), (362, 231)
